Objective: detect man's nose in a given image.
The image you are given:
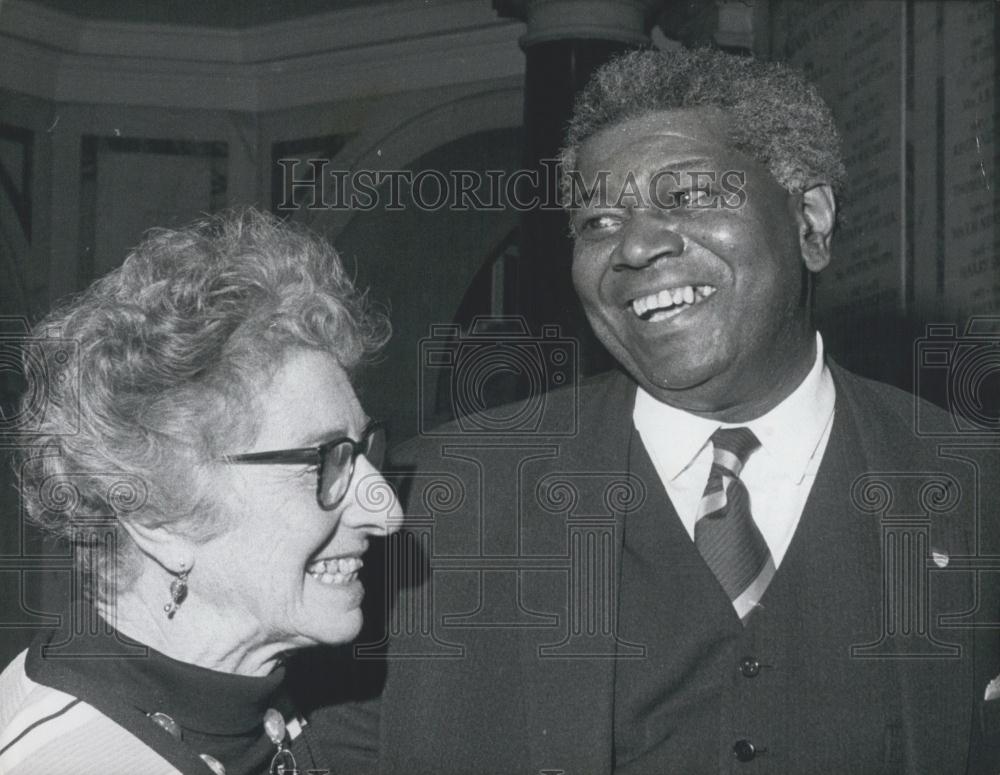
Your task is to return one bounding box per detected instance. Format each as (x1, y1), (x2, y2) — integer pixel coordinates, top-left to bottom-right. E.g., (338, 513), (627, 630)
(615, 212), (685, 268)
(341, 456), (403, 536)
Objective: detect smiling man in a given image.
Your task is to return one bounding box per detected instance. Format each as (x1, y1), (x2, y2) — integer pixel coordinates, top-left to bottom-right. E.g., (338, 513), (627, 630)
(569, 117), (830, 420)
(312, 48), (1000, 774)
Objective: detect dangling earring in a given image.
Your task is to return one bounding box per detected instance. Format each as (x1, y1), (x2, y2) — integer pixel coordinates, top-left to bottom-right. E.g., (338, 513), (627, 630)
(164, 562), (189, 619)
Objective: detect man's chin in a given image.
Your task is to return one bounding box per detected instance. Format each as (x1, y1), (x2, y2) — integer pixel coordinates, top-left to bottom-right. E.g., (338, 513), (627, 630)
(622, 353), (722, 397)
(625, 358), (760, 417)
(639, 375), (717, 407)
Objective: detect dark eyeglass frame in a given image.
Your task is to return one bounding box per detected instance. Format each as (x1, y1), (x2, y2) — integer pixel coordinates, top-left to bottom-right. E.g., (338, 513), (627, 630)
(219, 421), (386, 510)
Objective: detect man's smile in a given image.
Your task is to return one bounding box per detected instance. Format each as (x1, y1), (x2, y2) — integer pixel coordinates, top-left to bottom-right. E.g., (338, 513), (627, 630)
(629, 284), (718, 321)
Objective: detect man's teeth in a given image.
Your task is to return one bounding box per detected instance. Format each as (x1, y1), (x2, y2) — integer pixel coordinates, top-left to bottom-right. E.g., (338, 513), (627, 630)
(630, 285), (716, 319)
(307, 556), (363, 585)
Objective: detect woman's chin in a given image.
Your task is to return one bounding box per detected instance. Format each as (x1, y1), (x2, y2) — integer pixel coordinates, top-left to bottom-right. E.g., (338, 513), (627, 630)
(301, 576), (366, 645)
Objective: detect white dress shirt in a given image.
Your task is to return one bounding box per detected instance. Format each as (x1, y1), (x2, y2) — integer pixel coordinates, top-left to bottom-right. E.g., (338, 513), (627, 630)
(632, 333), (836, 567)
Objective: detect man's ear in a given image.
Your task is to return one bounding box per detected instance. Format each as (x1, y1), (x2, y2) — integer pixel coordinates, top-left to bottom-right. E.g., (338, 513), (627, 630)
(790, 183), (836, 272)
(119, 517), (194, 576)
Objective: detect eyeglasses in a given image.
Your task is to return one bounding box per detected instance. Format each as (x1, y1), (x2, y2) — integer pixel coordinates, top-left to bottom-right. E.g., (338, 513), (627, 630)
(220, 421), (386, 509)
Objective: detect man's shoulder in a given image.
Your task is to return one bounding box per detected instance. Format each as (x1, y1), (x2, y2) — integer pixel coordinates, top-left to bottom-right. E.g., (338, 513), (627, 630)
(831, 362), (954, 438)
(392, 369), (631, 463)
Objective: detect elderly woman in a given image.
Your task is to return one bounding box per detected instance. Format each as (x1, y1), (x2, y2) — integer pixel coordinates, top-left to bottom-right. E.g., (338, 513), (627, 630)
(0, 209), (401, 774)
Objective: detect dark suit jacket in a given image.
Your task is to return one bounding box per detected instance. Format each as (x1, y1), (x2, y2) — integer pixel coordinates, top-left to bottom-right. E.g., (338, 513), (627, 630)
(308, 363), (1000, 774)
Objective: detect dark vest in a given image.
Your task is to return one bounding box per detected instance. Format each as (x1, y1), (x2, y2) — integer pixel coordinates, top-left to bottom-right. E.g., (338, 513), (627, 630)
(612, 400), (972, 774)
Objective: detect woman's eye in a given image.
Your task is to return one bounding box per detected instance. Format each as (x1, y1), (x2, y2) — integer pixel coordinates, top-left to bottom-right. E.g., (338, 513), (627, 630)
(292, 464), (319, 482)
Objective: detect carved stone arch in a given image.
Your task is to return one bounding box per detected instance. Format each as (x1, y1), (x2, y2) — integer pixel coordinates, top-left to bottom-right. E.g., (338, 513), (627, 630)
(311, 86), (526, 441)
(302, 84), (524, 240)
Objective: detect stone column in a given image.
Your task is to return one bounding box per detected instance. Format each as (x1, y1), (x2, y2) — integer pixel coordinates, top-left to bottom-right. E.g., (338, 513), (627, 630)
(495, 0), (661, 377)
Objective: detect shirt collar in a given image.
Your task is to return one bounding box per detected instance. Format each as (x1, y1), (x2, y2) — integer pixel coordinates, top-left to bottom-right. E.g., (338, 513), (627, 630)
(632, 332), (835, 484)
(742, 332), (835, 483)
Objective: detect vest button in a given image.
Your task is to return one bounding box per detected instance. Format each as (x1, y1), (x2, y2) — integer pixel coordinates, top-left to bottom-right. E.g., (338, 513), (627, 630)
(733, 739), (757, 762)
(739, 656), (761, 677)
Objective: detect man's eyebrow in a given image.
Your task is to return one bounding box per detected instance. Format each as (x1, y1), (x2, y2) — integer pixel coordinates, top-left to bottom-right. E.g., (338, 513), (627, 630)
(589, 159), (714, 186)
(648, 158), (714, 173)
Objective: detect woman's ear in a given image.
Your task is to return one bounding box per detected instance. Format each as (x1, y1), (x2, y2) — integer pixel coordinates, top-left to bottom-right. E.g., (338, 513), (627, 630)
(118, 517), (194, 576)
(791, 183), (836, 272)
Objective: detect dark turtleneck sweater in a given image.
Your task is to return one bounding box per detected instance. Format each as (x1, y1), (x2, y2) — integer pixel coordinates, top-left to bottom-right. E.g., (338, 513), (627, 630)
(22, 615), (316, 775)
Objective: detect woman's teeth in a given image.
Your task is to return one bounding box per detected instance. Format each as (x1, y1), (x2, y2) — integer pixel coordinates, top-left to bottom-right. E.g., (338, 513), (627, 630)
(307, 556), (363, 585)
(630, 285), (716, 320)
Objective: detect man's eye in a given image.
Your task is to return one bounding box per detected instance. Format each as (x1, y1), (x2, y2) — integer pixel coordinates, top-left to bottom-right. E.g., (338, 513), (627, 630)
(576, 213), (623, 235)
(676, 188), (713, 208)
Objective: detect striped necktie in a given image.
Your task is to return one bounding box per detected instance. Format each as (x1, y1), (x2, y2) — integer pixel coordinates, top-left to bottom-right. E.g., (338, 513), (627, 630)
(694, 427), (775, 623)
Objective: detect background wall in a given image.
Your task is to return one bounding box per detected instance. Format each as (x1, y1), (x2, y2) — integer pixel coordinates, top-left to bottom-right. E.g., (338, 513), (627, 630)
(767, 0), (997, 392)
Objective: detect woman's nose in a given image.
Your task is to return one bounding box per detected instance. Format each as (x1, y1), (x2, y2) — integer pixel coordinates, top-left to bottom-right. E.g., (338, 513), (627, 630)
(340, 455), (403, 535)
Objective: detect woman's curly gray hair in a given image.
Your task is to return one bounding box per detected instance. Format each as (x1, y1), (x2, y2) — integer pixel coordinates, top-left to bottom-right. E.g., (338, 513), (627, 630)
(560, 47), (847, 201)
(17, 208), (390, 599)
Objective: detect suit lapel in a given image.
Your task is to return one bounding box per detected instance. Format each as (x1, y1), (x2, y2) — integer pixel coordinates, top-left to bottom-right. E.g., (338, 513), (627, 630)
(828, 364), (976, 768)
(521, 371), (640, 775)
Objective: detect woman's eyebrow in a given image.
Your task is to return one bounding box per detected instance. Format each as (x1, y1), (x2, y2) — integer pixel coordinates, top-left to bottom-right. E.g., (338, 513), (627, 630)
(299, 418), (371, 447)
